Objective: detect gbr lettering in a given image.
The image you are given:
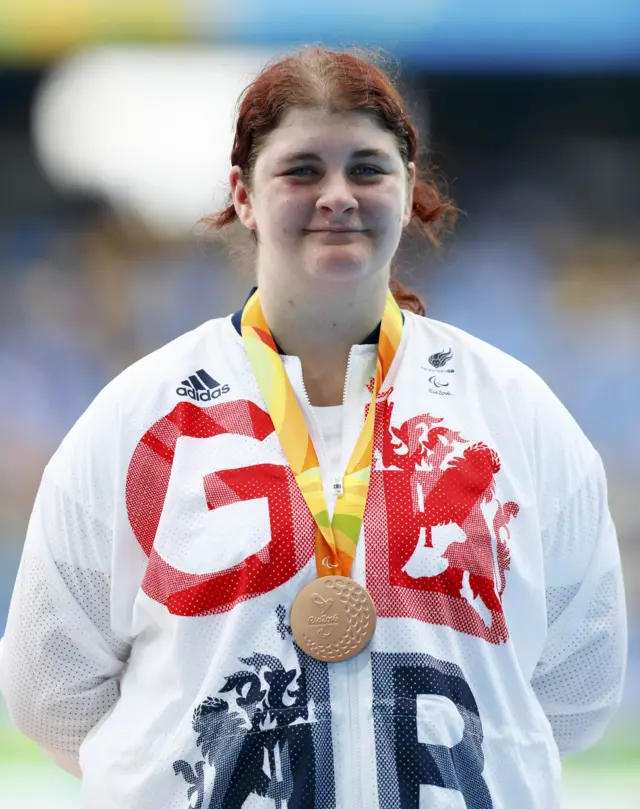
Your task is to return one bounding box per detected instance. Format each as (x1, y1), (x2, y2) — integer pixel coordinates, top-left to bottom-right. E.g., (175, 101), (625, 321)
(126, 399), (316, 616)
(127, 396), (515, 642)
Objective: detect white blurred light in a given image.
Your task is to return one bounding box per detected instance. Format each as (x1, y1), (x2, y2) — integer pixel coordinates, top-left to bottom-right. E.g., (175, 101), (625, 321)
(33, 46), (277, 235)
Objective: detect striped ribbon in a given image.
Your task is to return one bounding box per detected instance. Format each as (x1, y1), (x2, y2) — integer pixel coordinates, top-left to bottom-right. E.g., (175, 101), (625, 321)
(241, 288), (402, 577)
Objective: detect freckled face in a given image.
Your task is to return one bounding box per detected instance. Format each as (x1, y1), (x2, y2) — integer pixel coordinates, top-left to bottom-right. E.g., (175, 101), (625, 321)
(232, 108), (415, 289)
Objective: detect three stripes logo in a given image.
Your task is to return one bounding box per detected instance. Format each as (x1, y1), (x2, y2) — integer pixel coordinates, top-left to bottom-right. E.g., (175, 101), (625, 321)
(176, 369), (230, 402)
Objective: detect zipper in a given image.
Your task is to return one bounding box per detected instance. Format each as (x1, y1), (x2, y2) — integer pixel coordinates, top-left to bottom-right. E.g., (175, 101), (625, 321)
(296, 350), (364, 807)
(336, 347), (355, 496)
(341, 348), (363, 809)
(342, 348), (354, 405)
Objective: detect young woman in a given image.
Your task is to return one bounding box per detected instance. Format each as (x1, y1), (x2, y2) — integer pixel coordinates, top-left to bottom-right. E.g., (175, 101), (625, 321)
(1, 47), (627, 809)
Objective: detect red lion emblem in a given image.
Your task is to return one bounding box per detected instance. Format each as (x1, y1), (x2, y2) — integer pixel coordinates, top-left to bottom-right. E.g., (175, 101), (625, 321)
(366, 392), (519, 644)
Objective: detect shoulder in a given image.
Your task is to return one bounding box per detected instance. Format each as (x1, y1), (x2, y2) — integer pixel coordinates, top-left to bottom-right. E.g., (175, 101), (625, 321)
(46, 316), (239, 482)
(111, 316), (236, 394)
(406, 311), (543, 387)
(404, 311), (599, 490)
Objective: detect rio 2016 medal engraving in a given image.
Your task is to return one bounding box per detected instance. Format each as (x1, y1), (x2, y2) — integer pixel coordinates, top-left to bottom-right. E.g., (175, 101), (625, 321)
(290, 576), (377, 662)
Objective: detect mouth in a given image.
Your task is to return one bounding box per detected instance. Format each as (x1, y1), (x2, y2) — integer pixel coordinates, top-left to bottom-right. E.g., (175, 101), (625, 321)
(305, 229), (367, 234)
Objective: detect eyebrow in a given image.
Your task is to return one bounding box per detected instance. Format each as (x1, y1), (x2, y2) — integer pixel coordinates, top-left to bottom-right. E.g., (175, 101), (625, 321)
(278, 148), (393, 163)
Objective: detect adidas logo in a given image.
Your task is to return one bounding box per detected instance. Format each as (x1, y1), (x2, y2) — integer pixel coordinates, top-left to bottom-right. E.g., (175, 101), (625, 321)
(176, 369), (230, 402)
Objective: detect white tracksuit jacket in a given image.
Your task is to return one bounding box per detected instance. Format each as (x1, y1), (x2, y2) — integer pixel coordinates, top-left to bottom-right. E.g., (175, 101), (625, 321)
(0, 306), (627, 809)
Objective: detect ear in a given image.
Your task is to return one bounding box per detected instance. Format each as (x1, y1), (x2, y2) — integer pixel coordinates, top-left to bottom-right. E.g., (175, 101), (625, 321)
(403, 162), (416, 228)
(229, 166), (257, 230)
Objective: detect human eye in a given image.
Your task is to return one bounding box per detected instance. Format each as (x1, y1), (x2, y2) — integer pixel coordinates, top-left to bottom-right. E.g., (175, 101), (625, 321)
(285, 166), (317, 177)
(352, 164), (384, 177)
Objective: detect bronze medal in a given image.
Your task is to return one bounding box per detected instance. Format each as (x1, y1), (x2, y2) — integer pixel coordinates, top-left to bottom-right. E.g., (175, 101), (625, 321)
(290, 576), (377, 662)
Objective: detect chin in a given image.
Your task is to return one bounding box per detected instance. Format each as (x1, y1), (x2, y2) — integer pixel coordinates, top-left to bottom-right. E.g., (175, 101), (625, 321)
(305, 245), (377, 284)
(307, 260), (374, 284)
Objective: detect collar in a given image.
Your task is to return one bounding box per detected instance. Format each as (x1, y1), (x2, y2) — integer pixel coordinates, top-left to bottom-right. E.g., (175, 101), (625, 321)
(231, 287), (400, 354)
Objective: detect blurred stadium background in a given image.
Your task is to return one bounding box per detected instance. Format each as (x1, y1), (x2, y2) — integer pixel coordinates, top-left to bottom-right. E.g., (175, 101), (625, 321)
(0, 2), (638, 807)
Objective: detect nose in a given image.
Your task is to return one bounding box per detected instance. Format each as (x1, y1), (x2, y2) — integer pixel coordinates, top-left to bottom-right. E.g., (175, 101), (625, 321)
(315, 172), (358, 216)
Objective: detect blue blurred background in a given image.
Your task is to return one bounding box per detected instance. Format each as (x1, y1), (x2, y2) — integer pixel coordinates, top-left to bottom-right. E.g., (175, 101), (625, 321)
(0, 2), (638, 807)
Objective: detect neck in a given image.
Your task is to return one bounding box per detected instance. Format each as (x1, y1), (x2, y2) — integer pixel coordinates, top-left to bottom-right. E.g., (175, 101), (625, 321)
(256, 274), (389, 406)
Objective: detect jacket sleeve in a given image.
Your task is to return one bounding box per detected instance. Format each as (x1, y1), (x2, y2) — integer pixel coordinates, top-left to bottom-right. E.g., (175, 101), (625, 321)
(0, 401), (132, 778)
(529, 426), (627, 756)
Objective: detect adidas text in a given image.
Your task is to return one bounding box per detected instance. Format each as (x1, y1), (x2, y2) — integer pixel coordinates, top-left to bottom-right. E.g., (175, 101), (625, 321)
(177, 384), (230, 402)
(177, 369), (230, 402)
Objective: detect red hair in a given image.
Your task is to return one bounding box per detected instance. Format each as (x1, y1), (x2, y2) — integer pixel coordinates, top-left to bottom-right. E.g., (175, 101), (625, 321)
(204, 46), (457, 316)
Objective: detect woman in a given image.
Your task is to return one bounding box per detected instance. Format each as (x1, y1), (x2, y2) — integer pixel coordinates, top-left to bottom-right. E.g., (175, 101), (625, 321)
(0, 47), (627, 809)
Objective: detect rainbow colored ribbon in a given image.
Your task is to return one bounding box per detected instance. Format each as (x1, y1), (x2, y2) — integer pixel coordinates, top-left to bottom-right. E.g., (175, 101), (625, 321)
(241, 288), (402, 577)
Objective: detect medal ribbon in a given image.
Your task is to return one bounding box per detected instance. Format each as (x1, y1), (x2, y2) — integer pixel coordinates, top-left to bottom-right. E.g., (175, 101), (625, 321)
(241, 288), (402, 578)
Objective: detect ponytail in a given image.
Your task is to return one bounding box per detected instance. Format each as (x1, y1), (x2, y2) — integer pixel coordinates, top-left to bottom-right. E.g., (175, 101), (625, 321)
(390, 278), (425, 316)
